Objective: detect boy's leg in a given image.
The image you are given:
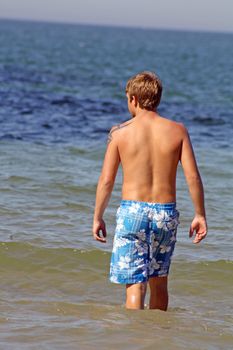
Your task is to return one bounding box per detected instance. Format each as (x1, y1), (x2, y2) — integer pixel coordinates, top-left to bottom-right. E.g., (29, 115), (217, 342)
(148, 276), (168, 310)
(126, 282), (147, 309)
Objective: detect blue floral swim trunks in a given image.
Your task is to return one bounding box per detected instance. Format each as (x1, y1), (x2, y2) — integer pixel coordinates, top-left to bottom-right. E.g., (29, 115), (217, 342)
(110, 200), (180, 284)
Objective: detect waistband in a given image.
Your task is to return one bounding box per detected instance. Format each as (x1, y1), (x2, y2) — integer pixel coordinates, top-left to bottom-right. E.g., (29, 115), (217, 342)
(120, 199), (176, 210)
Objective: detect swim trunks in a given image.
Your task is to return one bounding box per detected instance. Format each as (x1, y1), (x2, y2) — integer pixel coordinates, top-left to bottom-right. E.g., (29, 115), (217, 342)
(110, 200), (180, 284)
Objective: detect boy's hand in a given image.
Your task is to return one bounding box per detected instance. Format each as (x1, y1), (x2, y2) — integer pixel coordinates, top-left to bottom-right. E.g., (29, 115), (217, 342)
(92, 219), (107, 243)
(189, 215), (208, 244)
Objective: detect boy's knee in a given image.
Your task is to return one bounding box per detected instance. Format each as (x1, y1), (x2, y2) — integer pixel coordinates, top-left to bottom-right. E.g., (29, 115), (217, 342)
(125, 282), (147, 309)
(126, 282), (147, 300)
(127, 282), (147, 292)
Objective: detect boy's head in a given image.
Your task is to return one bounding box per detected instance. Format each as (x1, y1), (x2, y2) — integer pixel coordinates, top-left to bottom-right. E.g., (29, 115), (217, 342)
(125, 71), (162, 116)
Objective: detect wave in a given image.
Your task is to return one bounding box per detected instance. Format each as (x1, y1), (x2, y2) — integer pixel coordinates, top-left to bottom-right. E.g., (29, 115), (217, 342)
(50, 183), (96, 194)
(6, 175), (33, 183)
(0, 242), (108, 273)
(192, 116), (226, 126)
(0, 241), (232, 276)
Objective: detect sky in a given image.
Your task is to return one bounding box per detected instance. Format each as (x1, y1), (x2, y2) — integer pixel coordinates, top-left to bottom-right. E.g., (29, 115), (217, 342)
(0, 0), (233, 33)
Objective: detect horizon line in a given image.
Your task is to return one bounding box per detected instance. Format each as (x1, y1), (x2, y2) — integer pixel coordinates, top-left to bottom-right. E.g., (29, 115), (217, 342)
(0, 16), (233, 35)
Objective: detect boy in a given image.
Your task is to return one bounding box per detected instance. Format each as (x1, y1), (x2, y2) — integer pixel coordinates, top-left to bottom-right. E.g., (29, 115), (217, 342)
(92, 71), (208, 310)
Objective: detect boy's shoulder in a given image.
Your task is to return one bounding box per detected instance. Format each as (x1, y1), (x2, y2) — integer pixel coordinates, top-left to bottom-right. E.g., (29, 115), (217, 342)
(162, 117), (188, 134)
(108, 119), (133, 138)
(175, 121), (189, 136)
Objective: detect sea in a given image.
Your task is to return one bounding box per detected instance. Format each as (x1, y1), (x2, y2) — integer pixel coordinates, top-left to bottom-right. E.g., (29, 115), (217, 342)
(0, 19), (232, 350)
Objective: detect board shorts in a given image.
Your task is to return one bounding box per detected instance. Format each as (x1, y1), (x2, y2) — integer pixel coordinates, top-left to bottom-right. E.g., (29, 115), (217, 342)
(110, 200), (180, 284)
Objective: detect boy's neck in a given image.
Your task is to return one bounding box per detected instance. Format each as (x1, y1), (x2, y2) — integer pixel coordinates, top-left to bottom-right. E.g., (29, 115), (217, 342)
(133, 108), (159, 119)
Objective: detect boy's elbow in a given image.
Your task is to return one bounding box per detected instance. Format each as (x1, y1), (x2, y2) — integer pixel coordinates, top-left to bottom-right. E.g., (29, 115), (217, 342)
(99, 175), (115, 188)
(186, 173), (202, 185)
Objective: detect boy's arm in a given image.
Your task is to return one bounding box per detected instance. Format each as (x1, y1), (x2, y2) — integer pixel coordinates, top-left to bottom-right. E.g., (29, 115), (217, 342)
(180, 125), (208, 243)
(92, 126), (120, 243)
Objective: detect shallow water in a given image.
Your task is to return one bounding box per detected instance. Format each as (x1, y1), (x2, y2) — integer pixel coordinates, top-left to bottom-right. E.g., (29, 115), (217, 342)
(0, 243), (232, 350)
(0, 19), (232, 349)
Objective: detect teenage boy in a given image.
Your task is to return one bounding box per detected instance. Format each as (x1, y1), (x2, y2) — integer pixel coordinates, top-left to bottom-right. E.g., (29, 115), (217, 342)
(93, 71), (207, 310)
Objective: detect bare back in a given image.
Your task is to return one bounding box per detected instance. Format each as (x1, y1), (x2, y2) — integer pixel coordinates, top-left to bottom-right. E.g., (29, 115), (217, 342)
(94, 108), (207, 245)
(116, 113), (183, 203)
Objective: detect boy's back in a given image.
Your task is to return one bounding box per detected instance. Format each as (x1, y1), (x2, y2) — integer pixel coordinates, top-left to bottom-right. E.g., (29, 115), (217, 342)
(112, 113), (183, 203)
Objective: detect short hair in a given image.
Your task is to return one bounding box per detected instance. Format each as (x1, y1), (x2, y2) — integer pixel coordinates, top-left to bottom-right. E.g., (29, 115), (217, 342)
(125, 71), (163, 111)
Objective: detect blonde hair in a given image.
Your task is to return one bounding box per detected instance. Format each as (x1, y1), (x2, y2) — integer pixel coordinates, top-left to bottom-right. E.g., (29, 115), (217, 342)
(125, 71), (163, 111)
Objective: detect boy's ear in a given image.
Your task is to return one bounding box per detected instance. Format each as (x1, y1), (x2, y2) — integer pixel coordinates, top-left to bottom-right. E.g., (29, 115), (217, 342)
(132, 95), (138, 107)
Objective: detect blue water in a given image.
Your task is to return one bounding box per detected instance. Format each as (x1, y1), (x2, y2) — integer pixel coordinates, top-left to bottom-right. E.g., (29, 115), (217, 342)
(0, 19), (233, 147)
(0, 19), (232, 350)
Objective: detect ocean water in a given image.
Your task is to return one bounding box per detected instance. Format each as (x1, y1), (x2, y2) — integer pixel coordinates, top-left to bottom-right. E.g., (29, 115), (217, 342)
(0, 19), (232, 349)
